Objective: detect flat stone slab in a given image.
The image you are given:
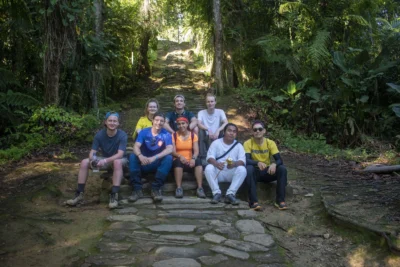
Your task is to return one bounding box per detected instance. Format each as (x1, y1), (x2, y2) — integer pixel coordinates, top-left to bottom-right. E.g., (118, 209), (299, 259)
(85, 253), (136, 266)
(235, 219), (265, 234)
(129, 198), (154, 205)
(163, 181), (198, 191)
(203, 233), (226, 244)
(153, 258), (201, 267)
(158, 210), (225, 219)
(97, 242), (132, 252)
(223, 239), (269, 252)
(244, 234), (275, 247)
(155, 246), (211, 258)
(160, 196), (212, 204)
(114, 207), (138, 214)
(102, 230), (133, 242)
(108, 221), (141, 230)
(159, 203), (225, 209)
(107, 214), (144, 222)
(210, 245), (250, 260)
(198, 254), (228, 266)
(147, 224), (197, 233)
(215, 227), (241, 240)
(209, 220), (231, 227)
(126, 231), (200, 245)
(237, 210), (258, 218)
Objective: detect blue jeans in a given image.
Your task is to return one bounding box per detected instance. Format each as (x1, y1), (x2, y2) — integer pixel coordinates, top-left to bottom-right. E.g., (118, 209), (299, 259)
(129, 154), (173, 190)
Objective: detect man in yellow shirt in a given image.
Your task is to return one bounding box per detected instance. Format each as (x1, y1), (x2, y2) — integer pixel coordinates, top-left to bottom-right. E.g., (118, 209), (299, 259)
(244, 120), (288, 210)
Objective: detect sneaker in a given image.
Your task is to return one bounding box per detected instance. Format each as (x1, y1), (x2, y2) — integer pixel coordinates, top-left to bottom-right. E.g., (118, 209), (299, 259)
(196, 187), (206, 198)
(129, 190), (143, 202)
(175, 187), (183, 198)
(225, 194), (240, 205)
(250, 202), (262, 211)
(109, 193), (119, 209)
(151, 188), (163, 202)
(210, 193), (222, 204)
(66, 191), (84, 206)
(274, 201), (288, 210)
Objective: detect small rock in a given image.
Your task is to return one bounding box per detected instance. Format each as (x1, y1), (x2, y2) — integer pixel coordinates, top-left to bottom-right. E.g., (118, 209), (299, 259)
(323, 233), (330, 239)
(203, 233), (226, 244)
(304, 193), (314, 197)
(153, 258), (201, 267)
(198, 254), (228, 266)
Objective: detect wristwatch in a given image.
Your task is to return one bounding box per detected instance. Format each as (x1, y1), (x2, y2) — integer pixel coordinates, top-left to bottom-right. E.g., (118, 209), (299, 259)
(192, 156), (197, 160)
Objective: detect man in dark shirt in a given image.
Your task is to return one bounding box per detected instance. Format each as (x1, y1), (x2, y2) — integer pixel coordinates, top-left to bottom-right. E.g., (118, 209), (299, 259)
(66, 112), (128, 209)
(129, 112), (173, 203)
(164, 94), (198, 134)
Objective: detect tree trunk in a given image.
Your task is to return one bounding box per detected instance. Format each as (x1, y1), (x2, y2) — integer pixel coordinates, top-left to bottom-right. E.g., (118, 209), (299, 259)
(92, 0), (104, 110)
(224, 51), (234, 89)
(213, 0), (224, 95)
(137, 30), (152, 77)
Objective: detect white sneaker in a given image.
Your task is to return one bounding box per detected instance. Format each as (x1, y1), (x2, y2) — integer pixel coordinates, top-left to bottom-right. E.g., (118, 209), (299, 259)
(66, 191), (84, 206)
(109, 193), (119, 209)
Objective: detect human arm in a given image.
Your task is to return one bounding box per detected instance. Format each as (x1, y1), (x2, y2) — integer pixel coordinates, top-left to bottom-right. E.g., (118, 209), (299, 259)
(172, 137), (189, 165)
(149, 145), (173, 163)
(227, 143), (245, 169)
(212, 118), (228, 140)
(245, 153), (267, 170)
(163, 119), (175, 134)
(189, 116), (198, 131)
(206, 141), (224, 170)
(190, 139), (200, 167)
(268, 153), (283, 175)
(96, 149), (124, 167)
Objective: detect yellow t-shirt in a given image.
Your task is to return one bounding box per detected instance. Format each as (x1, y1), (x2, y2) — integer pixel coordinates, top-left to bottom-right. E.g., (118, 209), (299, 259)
(243, 137), (279, 165)
(133, 116), (152, 140)
(172, 133), (198, 161)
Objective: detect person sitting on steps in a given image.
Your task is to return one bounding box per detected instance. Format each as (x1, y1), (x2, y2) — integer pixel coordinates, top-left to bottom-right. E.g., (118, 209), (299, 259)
(171, 116), (206, 199)
(164, 94), (198, 134)
(204, 123), (247, 205)
(132, 98), (159, 141)
(129, 112), (173, 203)
(244, 120), (288, 211)
(66, 112), (128, 209)
(197, 93), (228, 164)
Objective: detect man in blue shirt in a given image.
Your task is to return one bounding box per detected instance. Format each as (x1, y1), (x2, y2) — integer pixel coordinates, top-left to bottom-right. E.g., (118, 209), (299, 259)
(129, 112), (173, 202)
(66, 112), (128, 209)
(164, 94), (198, 134)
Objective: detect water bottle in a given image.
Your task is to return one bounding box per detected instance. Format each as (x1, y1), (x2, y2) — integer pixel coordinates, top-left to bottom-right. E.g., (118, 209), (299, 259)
(92, 152), (99, 172)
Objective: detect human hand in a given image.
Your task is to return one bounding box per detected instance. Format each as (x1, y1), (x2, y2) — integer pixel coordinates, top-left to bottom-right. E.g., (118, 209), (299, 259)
(189, 159), (195, 167)
(257, 162), (267, 171)
(214, 161), (225, 170)
(227, 160), (236, 169)
(180, 155), (189, 165)
(96, 159), (107, 167)
(268, 163), (277, 175)
(139, 155), (151, 165)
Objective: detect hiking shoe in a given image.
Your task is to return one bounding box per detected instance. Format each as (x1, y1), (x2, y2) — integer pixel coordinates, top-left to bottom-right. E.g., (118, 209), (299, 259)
(66, 191), (84, 206)
(250, 202), (263, 211)
(274, 201), (288, 210)
(151, 188), (163, 202)
(129, 190), (143, 202)
(175, 187), (183, 198)
(109, 193), (119, 209)
(225, 194), (240, 205)
(210, 193), (222, 204)
(196, 187), (206, 198)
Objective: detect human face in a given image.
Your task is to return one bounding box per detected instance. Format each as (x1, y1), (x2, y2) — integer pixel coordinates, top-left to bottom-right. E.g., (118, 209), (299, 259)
(147, 102), (158, 115)
(152, 115), (165, 130)
(177, 120), (188, 133)
(252, 123), (265, 138)
(224, 125), (237, 142)
(105, 115), (119, 130)
(206, 96), (216, 110)
(174, 96), (185, 110)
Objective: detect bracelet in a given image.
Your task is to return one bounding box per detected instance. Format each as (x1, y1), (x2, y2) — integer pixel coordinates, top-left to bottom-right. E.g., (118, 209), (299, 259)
(137, 153), (142, 157)
(155, 155), (158, 160)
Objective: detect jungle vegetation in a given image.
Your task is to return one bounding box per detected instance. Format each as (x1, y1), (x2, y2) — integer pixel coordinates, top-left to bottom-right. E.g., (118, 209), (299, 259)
(0, 0), (399, 163)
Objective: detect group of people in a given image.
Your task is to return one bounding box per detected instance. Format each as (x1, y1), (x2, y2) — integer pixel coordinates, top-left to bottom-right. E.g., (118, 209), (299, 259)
(66, 94), (288, 211)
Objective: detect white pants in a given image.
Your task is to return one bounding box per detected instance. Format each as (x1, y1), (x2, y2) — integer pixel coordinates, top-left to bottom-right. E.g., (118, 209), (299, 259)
(204, 165), (247, 196)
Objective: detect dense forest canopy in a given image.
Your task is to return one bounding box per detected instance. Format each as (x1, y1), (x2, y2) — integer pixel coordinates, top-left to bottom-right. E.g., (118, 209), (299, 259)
(0, 0), (399, 160)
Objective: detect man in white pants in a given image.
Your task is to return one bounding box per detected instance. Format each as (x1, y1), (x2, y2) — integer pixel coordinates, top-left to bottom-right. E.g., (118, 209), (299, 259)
(205, 123), (246, 205)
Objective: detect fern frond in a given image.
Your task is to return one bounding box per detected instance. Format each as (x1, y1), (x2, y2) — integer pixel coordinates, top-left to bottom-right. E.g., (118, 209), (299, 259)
(307, 30), (331, 69)
(345, 15), (370, 27)
(0, 90), (40, 109)
(0, 67), (20, 88)
(279, 2), (310, 15)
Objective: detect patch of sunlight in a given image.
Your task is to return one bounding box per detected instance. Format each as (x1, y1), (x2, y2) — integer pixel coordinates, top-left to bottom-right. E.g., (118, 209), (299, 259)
(347, 246), (380, 267)
(387, 256), (400, 266)
(4, 162), (62, 182)
(287, 226), (296, 235)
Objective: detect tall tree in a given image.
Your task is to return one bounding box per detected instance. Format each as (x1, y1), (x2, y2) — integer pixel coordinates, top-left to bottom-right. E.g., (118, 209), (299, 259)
(212, 0), (223, 94)
(91, 0), (104, 110)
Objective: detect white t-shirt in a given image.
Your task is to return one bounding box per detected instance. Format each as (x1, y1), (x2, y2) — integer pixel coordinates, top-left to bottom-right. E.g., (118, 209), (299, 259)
(206, 139), (246, 168)
(197, 109), (227, 134)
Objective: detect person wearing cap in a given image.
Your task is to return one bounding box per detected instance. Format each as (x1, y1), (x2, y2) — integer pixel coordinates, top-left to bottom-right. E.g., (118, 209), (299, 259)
(66, 112), (128, 209)
(244, 120), (288, 210)
(205, 123), (247, 205)
(164, 94), (198, 134)
(132, 98), (160, 141)
(129, 112), (173, 203)
(171, 116), (206, 199)
(197, 93), (228, 162)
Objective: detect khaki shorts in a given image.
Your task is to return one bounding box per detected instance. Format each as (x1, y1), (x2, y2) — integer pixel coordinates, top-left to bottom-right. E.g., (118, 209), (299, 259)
(90, 157), (128, 171)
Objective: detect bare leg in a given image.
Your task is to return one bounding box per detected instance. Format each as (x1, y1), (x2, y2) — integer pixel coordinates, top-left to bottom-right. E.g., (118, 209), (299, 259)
(78, 158), (90, 184)
(194, 165), (203, 188)
(174, 167), (183, 187)
(112, 159), (124, 186)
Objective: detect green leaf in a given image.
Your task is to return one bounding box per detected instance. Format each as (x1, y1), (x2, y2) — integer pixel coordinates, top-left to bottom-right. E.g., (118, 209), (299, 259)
(387, 83), (400, 94)
(390, 104), (400, 117)
(271, 95), (287, 102)
(357, 95), (369, 104)
(67, 14), (75, 22)
(333, 51), (348, 73)
(287, 81), (296, 95)
(306, 87), (320, 101)
(50, 0), (58, 6)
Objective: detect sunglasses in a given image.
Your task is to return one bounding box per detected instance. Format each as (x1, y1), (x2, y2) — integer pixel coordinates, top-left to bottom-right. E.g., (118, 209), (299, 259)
(253, 127), (264, 132)
(151, 137), (157, 146)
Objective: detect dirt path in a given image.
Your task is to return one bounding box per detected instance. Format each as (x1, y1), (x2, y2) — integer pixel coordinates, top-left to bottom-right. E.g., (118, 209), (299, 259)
(0, 40), (399, 267)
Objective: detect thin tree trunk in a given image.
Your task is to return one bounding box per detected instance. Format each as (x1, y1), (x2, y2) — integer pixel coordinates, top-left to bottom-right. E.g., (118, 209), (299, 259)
(92, 0), (104, 110)
(213, 0), (224, 95)
(137, 30), (152, 77)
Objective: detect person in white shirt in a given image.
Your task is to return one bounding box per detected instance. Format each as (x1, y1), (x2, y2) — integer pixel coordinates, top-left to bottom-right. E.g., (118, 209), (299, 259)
(197, 93), (228, 163)
(204, 123), (246, 205)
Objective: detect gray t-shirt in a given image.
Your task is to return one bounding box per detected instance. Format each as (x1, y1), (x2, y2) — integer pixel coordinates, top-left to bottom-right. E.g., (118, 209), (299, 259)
(92, 129), (127, 157)
(197, 109), (227, 134)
